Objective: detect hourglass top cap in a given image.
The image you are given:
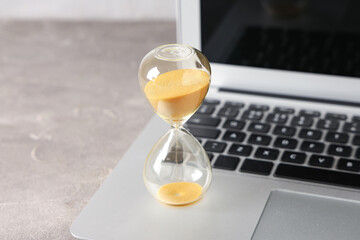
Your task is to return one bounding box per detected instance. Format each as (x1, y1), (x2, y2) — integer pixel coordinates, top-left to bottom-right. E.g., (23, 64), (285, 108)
(154, 44), (195, 61)
(138, 43), (212, 87)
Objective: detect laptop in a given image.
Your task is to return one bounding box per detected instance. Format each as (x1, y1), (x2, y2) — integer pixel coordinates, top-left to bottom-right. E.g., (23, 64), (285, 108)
(71, 0), (360, 239)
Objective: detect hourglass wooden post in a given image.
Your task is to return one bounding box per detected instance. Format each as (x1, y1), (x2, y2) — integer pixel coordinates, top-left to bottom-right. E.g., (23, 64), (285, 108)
(138, 44), (212, 206)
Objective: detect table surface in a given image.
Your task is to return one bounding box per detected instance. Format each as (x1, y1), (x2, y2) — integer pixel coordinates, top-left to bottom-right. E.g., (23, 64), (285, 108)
(0, 21), (175, 240)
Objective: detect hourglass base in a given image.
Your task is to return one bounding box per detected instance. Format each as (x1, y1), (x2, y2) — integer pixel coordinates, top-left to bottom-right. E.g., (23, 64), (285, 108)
(157, 182), (203, 205)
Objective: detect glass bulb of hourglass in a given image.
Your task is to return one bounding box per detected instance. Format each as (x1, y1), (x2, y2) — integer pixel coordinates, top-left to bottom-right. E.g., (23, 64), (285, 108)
(139, 44), (212, 205)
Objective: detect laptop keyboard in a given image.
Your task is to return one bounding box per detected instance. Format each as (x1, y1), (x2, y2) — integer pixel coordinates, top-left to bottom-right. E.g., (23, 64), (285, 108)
(184, 98), (360, 190)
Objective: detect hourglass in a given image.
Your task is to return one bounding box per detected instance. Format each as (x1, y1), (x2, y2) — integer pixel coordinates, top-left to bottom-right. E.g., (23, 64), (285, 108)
(138, 44), (212, 206)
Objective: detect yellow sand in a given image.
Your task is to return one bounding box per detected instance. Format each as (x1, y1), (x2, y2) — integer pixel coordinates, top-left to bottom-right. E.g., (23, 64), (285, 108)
(144, 69), (210, 122)
(157, 182), (203, 205)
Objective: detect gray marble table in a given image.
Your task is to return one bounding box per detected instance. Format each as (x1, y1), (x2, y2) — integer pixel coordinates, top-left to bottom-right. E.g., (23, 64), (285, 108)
(0, 21), (175, 240)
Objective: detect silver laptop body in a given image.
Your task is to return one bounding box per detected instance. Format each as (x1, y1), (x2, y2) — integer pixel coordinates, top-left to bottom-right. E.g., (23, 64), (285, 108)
(71, 0), (360, 239)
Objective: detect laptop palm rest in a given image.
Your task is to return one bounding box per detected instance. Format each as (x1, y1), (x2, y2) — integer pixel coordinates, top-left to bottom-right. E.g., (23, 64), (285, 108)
(252, 190), (360, 240)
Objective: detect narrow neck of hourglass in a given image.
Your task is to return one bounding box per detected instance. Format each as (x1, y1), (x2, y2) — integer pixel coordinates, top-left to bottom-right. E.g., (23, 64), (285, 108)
(168, 114), (193, 129)
(170, 121), (183, 129)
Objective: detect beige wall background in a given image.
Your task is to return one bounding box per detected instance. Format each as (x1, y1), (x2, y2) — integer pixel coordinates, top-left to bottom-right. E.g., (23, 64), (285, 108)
(0, 0), (176, 20)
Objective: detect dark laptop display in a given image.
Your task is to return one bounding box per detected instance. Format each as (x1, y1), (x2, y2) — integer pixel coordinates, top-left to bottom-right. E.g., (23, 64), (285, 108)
(201, 0), (360, 78)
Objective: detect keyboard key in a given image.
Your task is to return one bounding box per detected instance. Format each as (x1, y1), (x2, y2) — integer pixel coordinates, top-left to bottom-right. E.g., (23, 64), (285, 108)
(328, 144), (352, 157)
(218, 107), (239, 118)
(223, 119), (245, 130)
(337, 158), (360, 172)
(299, 109), (321, 117)
(254, 147), (279, 160)
(248, 134), (272, 146)
(249, 104), (269, 111)
(325, 113), (347, 120)
(273, 125), (296, 137)
(213, 155), (240, 171)
(281, 151), (306, 164)
(228, 144), (253, 156)
(204, 141), (227, 153)
(356, 148), (360, 159)
(242, 110), (263, 121)
(187, 127), (220, 139)
(299, 129), (322, 140)
(274, 164), (360, 189)
(240, 159), (273, 175)
(224, 101), (244, 108)
(222, 131), (246, 142)
(266, 113), (288, 124)
(309, 155), (334, 168)
(274, 137), (298, 149)
(291, 116), (313, 127)
(316, 119), (339, 130)
(203, 99), (220, 105)
(187, 115), (220, 127)
(248, 122), (270, 133)
(274, 106), (295, 114)
(343, 122), (360, 134)
(300, 141), (324, 153)
(353, 135), (360, 146)
(325, 132), (349, 144)
(352, 116), (360, 123)
(196, 105), (215, 115)
(206, 152), (214, 161)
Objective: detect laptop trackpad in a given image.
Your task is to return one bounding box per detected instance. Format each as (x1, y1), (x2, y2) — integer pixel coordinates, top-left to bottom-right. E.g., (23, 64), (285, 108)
(252, 190), (360, 240)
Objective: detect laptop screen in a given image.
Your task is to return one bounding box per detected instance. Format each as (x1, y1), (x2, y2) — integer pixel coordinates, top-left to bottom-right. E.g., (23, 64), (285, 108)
(201, 0), (360, 78)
